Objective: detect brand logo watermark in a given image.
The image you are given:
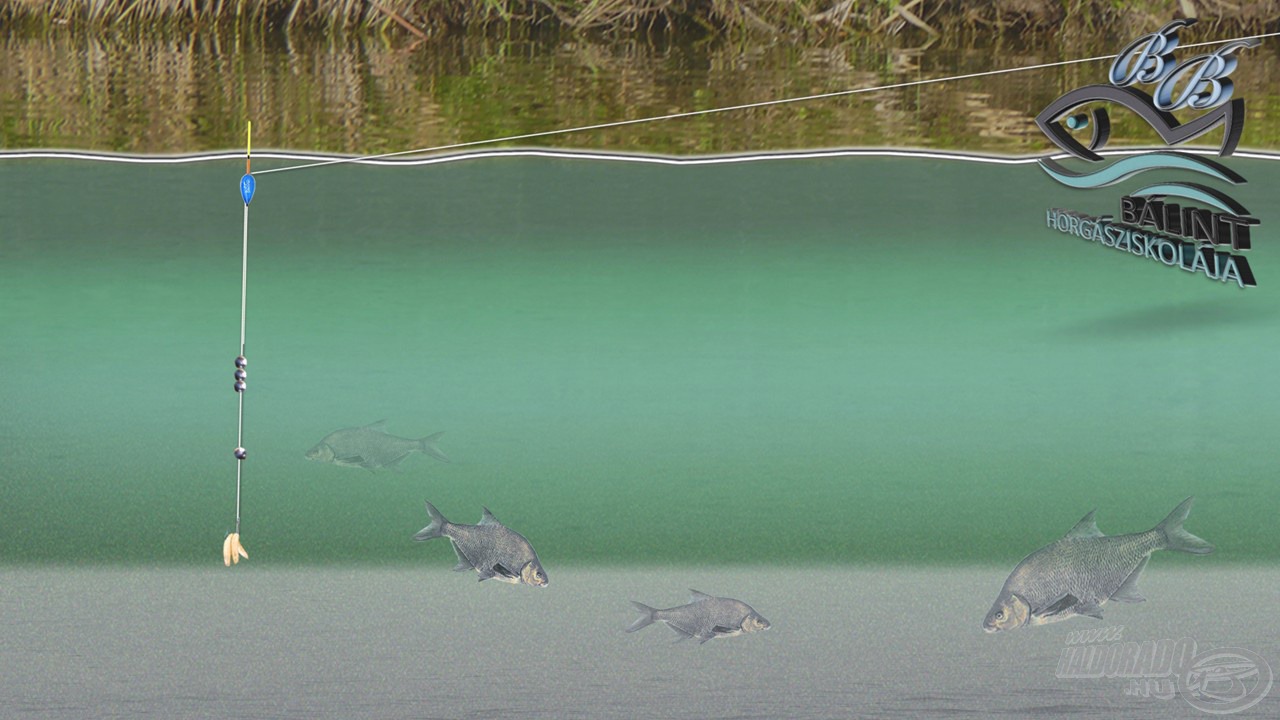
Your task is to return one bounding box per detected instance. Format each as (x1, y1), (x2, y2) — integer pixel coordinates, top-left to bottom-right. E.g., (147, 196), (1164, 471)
(1055, 627), (1274, 714)
(1036, 20), (1261, 286)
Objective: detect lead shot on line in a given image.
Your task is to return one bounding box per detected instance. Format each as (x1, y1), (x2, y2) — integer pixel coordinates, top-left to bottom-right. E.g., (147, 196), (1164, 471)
(227, 353), (250, 566)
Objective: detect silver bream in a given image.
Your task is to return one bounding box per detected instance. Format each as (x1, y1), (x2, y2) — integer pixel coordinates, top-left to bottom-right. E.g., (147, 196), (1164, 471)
(413, 501), (548, 587)
(627, 590), (770, 644)
(983, 496), (1213, 633)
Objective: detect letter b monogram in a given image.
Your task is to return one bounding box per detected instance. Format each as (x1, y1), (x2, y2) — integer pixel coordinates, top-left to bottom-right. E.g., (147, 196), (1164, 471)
(1153, 40), (1259, 111)
(1108, 20), (1192, 87)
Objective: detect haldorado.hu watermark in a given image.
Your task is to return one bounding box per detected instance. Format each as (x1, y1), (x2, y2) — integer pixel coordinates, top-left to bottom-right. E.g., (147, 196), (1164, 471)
(1055, 626), (1273, 714)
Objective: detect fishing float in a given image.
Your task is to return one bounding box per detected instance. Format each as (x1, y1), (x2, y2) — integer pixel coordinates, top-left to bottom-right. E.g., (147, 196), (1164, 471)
(225, 121), (254, 567)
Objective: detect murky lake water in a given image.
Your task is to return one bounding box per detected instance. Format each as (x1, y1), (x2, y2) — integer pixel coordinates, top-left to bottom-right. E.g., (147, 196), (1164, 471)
(4, 153), (1278, 566)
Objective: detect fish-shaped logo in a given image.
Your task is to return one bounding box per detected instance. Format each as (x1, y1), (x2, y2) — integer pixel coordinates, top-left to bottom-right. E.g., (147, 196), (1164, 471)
(1034, 20), (1261, 286)
(1036, 20), (1257, 164)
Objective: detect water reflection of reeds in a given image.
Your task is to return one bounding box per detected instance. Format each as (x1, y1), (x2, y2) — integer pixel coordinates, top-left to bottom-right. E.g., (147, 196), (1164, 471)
(3, 28), (1280, 154)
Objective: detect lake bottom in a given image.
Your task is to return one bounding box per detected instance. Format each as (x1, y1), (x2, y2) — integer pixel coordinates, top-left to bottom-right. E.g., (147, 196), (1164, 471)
(2, 566), (1275, 719)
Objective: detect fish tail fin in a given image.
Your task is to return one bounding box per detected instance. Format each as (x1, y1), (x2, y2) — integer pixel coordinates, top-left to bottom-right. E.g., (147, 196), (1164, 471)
(412, 500), (450, 542)
(1154, 496), (1214, 554)
(418, 432), (450, 463)
(626, 602), (657, 633)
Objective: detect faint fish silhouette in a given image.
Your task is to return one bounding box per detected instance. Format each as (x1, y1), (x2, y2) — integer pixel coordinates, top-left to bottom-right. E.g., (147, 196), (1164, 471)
(306, 420), (449, 471)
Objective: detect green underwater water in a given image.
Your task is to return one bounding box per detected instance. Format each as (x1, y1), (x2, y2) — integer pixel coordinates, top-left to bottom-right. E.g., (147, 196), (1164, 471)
(1, 152), (1277, 567)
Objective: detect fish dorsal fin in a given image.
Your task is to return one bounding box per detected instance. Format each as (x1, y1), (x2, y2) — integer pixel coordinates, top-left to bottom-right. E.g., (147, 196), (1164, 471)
(365, 419), (389, 430)
(479, 507), (501, 526)
(1064, 510), (1104, 539)
(689, 589), (714, 603)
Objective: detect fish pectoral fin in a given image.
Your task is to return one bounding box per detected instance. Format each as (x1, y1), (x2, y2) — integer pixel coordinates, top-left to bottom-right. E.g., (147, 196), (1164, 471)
(492, 563), (518, 579)
(697, 636), (714, 645)
(1075, 601), (1105, 620)
(711, 625), (738, 635)
(476, 567), (496, 582)
(1110, 557), (1149, 604)
(335, 454), (366, 466)
(385, 452), (412, 468)
(1039, 594), (1080, 618)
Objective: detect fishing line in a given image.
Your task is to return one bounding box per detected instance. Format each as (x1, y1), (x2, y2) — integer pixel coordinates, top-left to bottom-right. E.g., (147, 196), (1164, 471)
(252, 30), (1280, 177)
(237, 183), (247, 532)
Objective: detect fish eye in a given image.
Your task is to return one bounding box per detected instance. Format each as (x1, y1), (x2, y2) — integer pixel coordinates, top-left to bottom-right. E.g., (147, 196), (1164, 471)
(995, 610), (1005, 620)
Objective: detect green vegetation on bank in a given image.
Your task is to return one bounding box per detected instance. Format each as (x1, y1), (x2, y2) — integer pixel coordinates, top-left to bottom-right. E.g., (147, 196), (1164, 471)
(3, 0), (1279, 35)
(6, 25), (1280, 156)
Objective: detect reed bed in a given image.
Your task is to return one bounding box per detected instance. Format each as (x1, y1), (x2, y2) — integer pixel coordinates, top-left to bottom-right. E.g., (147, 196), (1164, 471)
(4, 1), (1279, 35)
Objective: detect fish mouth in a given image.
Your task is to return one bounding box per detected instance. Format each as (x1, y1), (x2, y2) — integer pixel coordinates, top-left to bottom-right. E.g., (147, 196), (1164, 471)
(982, 624), (999, 634)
